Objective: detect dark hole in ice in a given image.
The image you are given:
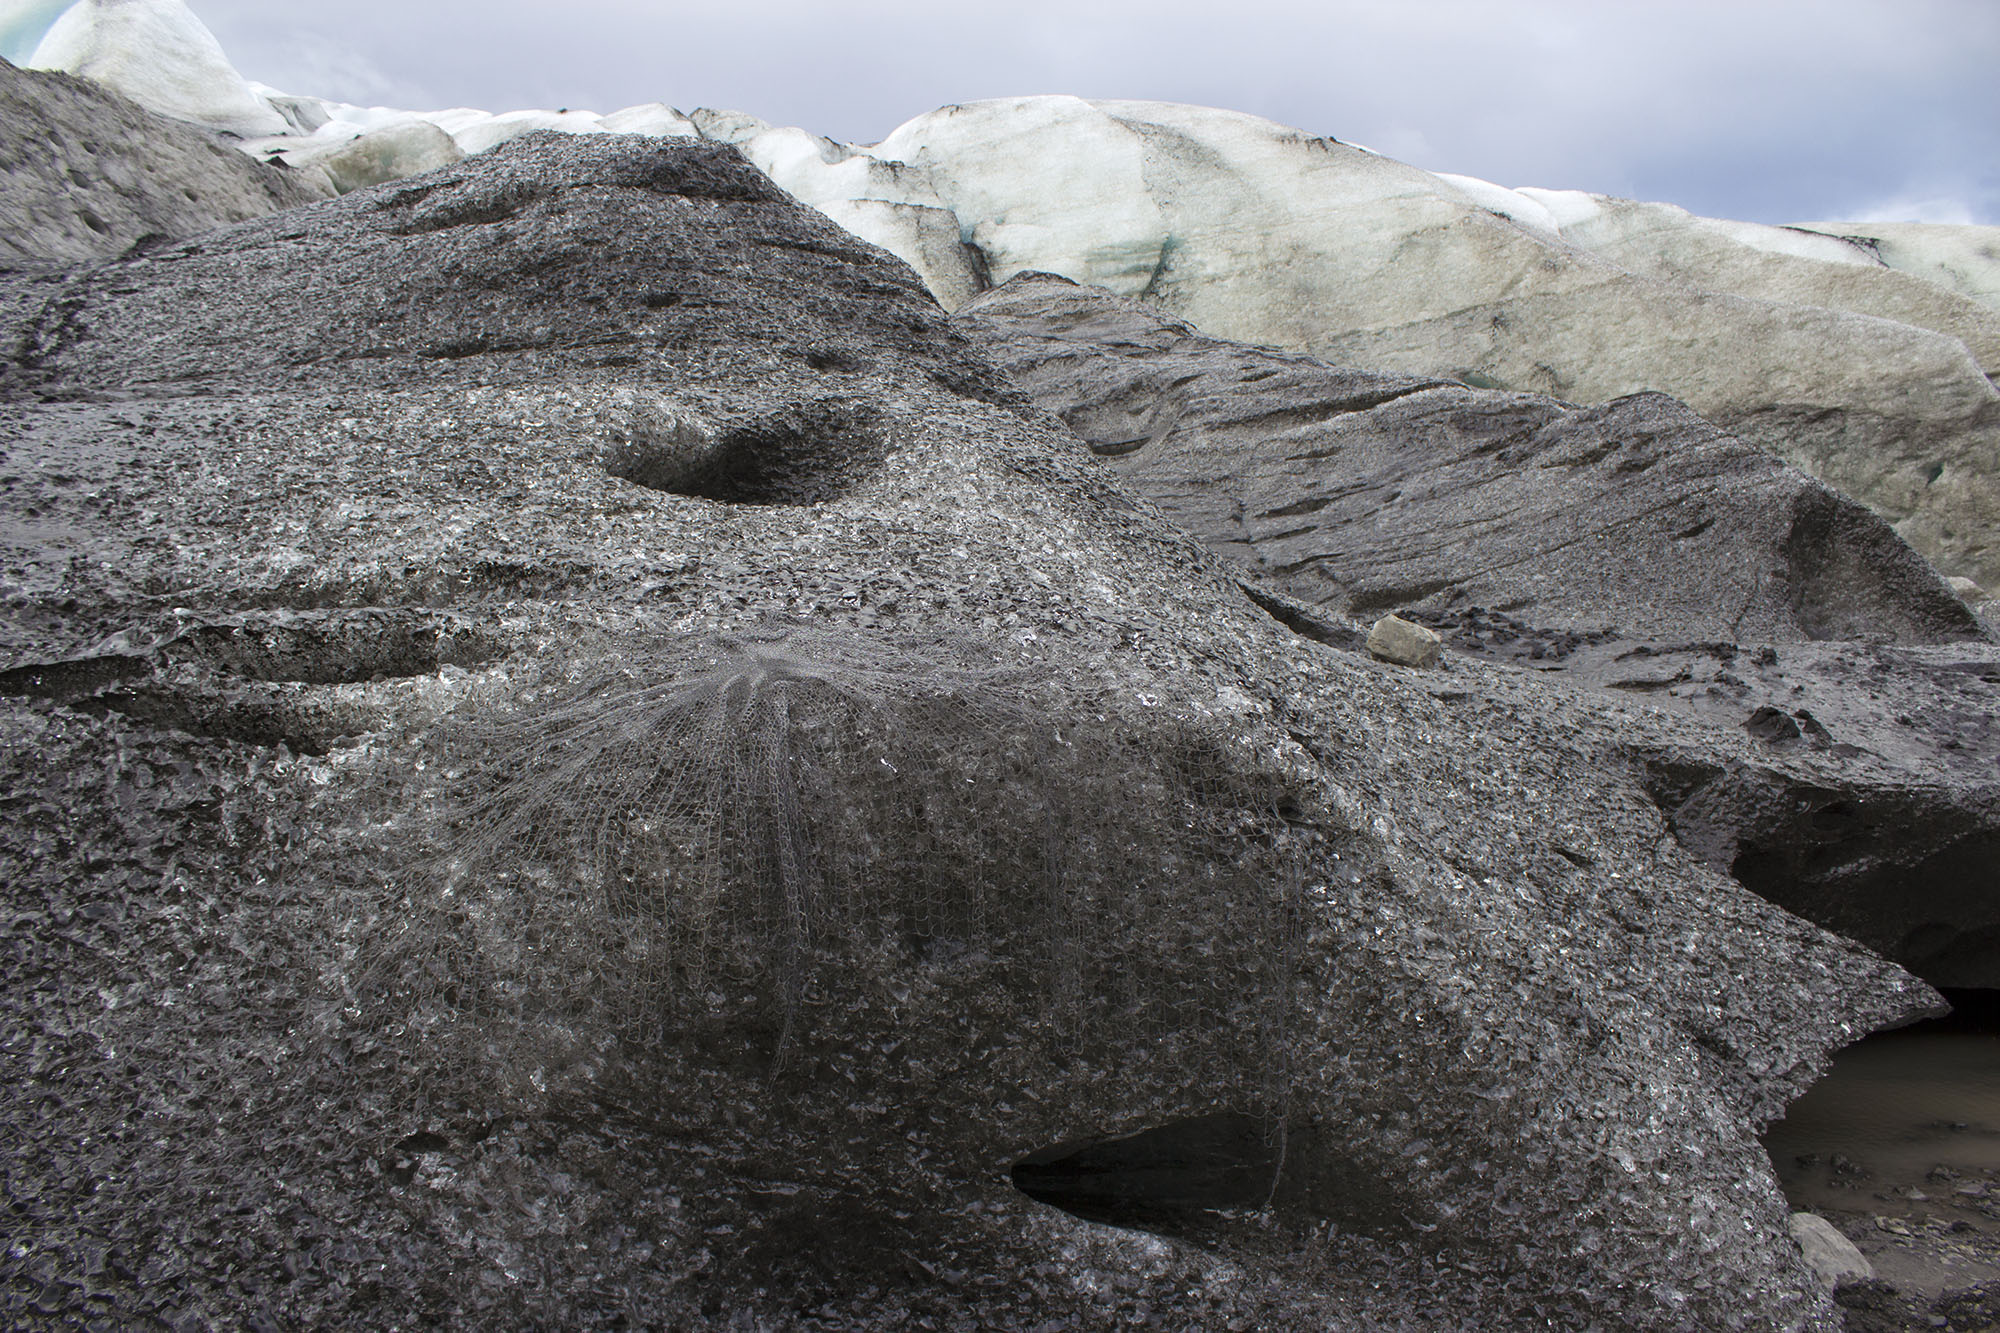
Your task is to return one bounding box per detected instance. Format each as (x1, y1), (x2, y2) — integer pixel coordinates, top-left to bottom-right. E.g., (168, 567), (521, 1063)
(1731, 829), (2000, 988)
(1010, 1112), (1284, 1229)
(802, 347), (863, 373)
(604, 400), (890, 506)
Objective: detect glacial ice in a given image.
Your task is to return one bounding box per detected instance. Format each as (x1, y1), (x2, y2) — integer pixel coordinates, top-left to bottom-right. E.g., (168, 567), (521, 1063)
(1433, 172), (1564, 238)
(1508, 189), (2000, 372)
(239, 96), (698, 195)
(21, 1), (2000, 584)
(1794, 220), (2000, 316)
(870, 98), (1171, 298)
(450, 108), (610, 156)
(598, 102), (697, 138)
(28, 0), (287, 136)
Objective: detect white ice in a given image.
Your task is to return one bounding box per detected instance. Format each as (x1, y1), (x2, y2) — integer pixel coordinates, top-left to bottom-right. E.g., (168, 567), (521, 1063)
(28, 0), (288, 136)
(1793, 221), (2000, 316)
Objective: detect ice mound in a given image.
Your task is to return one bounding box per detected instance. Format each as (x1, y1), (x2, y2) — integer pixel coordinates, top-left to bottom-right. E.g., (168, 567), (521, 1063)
(23, 0), (287, 136)
(6, 0), (696, 187)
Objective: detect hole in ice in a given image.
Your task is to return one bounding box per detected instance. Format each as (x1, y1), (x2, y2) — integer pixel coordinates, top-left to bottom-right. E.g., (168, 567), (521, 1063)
(603, 400), (891, 506)
(1010, 1113), (1285, 1229)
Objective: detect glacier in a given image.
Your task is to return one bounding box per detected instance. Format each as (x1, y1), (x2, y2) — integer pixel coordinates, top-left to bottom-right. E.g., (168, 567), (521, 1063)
(8, 0), (1999, 589)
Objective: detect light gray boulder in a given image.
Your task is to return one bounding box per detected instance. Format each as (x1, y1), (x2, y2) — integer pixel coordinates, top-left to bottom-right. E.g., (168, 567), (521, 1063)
(1788, 1212), (1873, 1288)
(1365, 615), (1441, 667)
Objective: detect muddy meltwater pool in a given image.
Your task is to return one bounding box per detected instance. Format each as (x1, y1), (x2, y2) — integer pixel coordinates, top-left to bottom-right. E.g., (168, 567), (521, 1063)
(1762, 997), (2000, 1299)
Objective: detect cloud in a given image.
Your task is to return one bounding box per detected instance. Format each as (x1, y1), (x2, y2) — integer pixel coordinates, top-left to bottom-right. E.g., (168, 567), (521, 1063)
(247, 31), (434, 108)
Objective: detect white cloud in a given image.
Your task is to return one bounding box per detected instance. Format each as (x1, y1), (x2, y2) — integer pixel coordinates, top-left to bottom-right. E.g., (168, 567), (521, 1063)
(1832, 194), (1980, 227)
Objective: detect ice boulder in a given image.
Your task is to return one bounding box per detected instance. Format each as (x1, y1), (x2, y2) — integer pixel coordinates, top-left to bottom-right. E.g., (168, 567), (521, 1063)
(290, 117), (464, 195)
(27, 0), (287, 137)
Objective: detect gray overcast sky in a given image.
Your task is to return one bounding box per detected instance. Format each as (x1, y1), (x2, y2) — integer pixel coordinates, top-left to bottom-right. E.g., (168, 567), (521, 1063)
(189, 0), (1999, 226)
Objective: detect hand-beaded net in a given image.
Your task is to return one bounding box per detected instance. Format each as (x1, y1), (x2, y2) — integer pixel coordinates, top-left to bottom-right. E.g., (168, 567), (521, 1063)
(357, 620), (1311, 1120)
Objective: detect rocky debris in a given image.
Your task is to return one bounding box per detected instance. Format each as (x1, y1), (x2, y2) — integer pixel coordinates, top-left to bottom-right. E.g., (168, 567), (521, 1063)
(958, 273), (1984, 649)
(1365, 614), (1440, 667)
(957, 273), (2000, 991)
(1838, 1279), (2000, 1333)
(0, 56), (326, 266)
(1792, 1212), (1876, 1287)
(0, 130), (1949, 1331)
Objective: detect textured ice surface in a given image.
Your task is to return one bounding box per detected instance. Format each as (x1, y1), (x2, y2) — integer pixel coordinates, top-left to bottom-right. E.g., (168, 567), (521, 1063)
(27, 0), (286, 135)
(874, 97), (1171, 298)
(1794, 220), (2000, 315)
(1511, 188), (2000, 372)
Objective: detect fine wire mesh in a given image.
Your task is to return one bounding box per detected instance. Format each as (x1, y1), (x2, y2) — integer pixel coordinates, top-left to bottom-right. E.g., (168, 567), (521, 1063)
(356, 619), (1311, 1124)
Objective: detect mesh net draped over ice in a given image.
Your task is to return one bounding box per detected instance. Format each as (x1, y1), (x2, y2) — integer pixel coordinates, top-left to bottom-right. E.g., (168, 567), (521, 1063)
(362, 620), (1309, 1112)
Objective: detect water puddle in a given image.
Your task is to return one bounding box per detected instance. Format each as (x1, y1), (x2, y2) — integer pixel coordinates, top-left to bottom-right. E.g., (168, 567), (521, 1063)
(1762, 995), (2000, 1298)
(1767, 1028), (2000, 1217)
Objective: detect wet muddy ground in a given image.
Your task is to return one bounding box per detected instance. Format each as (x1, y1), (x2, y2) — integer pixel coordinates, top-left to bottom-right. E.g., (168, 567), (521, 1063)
(1763, 999), (2000, 1330)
